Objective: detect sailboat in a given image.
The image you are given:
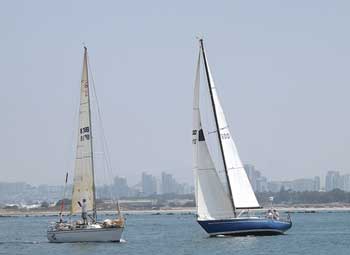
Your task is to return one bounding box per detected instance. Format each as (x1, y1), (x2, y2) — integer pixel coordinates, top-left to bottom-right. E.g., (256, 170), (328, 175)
(192, 39), (292, 236)
(47, 47), (124, 242)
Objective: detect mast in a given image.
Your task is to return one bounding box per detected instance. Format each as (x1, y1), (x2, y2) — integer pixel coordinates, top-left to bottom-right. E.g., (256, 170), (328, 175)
(84, 47), (97, 221)
(199, 39), (236, 216)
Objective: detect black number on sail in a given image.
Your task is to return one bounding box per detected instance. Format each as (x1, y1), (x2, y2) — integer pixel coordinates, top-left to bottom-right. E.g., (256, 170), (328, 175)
(80, 134), (90, 141)
(80, 126), (90, 134)
(221, 133), (230, 140)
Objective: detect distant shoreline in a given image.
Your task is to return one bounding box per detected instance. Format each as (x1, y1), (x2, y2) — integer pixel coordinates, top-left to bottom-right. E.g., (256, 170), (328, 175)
(1, 205), (350, 217)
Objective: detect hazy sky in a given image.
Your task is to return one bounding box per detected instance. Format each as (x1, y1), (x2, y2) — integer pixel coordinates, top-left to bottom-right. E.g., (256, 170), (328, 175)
(1, 0), (350, 186)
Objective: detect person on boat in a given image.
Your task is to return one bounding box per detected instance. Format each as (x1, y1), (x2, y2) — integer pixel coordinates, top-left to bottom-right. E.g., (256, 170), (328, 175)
(273, 209), (280, 220)
(77, 199), (88, 225)
(267, 209), (273, 219)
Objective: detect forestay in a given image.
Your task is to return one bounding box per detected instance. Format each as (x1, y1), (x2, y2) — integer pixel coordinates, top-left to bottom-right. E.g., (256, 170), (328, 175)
(192, 51), (235, 220)
(202, 44), (260, 209)
(71, 48), (95, 215)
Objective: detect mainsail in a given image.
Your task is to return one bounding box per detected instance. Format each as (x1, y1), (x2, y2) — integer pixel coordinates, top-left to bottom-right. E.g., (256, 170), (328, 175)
(193, 39), (260, 218)
(71, 47), (96, 217)
(192, 50), (235, 220)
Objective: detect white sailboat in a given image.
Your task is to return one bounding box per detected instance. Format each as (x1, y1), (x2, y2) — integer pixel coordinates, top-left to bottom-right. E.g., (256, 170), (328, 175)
(192, 39), (292, 236)
(47, 47), (124, 242)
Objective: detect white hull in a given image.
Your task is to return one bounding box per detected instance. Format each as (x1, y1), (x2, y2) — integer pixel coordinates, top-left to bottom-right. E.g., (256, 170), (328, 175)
(47, 227), (124, 242)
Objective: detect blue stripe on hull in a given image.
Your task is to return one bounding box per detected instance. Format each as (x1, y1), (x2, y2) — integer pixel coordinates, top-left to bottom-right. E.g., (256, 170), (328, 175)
(197, 218), (292, 236)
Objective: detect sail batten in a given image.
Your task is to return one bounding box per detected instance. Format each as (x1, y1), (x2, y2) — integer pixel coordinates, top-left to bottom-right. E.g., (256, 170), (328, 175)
(71, 47), (96, 216)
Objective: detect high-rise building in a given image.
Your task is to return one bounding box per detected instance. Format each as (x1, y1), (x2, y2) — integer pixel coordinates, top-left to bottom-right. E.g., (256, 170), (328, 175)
(325, 171), (341, 191)
(161, 172), (177, 194)
(342, 174), (350, 192)
(244, 164), (267, 192)
(256, 176), (268, 192)
(314, 176), (321, 191)
(113, 176), (130, 197)
(141, 172), (157, 196)
(181, 183), (194, 194)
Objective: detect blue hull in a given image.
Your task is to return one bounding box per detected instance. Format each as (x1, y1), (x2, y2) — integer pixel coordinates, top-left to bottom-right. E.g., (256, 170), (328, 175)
(198, 218), (292, 236)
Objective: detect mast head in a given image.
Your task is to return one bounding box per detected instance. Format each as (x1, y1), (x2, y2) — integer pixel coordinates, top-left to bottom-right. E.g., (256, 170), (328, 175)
(196, 35), (204, 49)
(82, 42), (87, 52)
(196, 36), (203, 43)
(196, 34), (204, 41)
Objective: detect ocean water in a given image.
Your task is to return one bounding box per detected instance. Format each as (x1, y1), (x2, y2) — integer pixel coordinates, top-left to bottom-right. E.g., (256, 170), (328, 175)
(0, 211), (349, 255)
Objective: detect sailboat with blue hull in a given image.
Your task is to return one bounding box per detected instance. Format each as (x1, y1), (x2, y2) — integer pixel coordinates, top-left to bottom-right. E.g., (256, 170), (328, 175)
(198, 218), (292, 236)
(192, 39), (292, 236)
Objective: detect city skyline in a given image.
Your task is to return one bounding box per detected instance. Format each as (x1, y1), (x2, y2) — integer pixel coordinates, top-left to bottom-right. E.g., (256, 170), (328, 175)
(0, 170), (194, 204)
(3, 164), (350, 187)
(2, 166), (350, 193)
(2, 167), (350, 206)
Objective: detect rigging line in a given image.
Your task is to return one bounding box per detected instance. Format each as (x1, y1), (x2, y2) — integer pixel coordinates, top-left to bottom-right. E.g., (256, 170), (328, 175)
(65, 81), (80, 189)
(88, 65), (113, 176)
(97, 111), (115, 205)
(87, 57), (120, 211)
(90, 77), (116, 207)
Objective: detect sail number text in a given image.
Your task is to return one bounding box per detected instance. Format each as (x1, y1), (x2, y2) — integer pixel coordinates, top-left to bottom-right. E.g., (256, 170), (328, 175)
(80, 126), (90, 141)
(192, 130), (197, 144)
(221, 133), (230, 140)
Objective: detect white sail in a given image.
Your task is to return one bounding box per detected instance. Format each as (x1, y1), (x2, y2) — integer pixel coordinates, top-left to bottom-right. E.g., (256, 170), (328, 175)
(193, 51), (235, 220)
(202, 44), (260, 209)
(71, 47), (95, 215)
